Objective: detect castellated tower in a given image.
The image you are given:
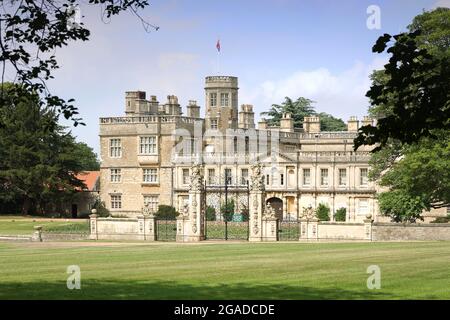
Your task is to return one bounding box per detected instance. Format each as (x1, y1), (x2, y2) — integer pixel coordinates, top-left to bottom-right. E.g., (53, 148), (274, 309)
(204, 76), (239, 131)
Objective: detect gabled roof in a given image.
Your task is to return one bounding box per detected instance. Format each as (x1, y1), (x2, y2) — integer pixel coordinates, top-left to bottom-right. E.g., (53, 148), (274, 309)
(75, 171), (100, 191)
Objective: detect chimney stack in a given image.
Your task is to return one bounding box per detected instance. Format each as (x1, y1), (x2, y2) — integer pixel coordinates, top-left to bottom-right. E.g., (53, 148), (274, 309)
(347, 116), (359, 132)
(280, 112), (294, 132)
(303, 116), (320, 133)
(186, 100), (200, 118)
(238, 104), (255, 129)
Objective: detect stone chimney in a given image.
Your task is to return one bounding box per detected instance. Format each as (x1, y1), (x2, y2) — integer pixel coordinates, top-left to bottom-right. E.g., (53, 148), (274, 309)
(258, 118), (268, 130)
(361, 116), (374, 127)
(186, 100), (200, 118)
(238, 104), (255, 129)
(303, 116), (320, 133)
(164, 95), (181, 115)
(347, 116), (359, 132)
(148, 95), (159, 114)
(280, 112), (294, 132)
(125, 91), (146, 115)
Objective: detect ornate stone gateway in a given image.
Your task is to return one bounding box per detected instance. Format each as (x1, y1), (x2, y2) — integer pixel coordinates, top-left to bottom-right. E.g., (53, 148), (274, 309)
(176, 162), (278, 242)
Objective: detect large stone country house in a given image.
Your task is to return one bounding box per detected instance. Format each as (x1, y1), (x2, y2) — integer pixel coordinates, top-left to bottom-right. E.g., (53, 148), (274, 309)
(98, 75), (447, 223)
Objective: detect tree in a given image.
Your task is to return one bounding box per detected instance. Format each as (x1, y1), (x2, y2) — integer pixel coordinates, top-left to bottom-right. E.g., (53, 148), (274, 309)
(206, 206), (216, 221)
(315, 203), (330, 221)
(354, 9), (450, 150)
(72, 142), (100, 171)
(356, 8), (450, 222)
(0, 0), (158, 128)
(335, 207), (346, 222)
(261, 97), (316, 128)
(220, 199), (235, 222)
(408, 7), (450, 58)
(317, 112), (347, 131)
(261, 97), (346, 131)
(376, 133), (450, 222)
(0, 83), (86, 214)
(155, 205), (179, 219)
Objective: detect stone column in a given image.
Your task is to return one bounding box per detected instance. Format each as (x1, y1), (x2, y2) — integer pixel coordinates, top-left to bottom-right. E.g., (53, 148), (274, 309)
(249, 163), (265, 242)
(176, 215), (188, 242)
(364, 214), (373, 241)
(141, 205), (156, 241)
(145, 214), (156, 241)
(262, 204), (278, 241)
(187, 190), (205, 241)
(177, 163), (205, 242)
(137, 215), (146, 240)
(299, 219), (308, 240)
(262, 217), (278, 241)
(89, 214), (98, 240)
(308, 218), (319, 240)
(32, 226), (43, 242)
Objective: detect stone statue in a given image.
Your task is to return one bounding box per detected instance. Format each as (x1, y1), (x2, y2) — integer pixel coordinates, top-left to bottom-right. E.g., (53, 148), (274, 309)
(189, 163), (204, 192)
(250, 163), (264, 192)
(264, 203), (276, 219)
(300, 206), (316, 220)
(142, 203), (152, 217)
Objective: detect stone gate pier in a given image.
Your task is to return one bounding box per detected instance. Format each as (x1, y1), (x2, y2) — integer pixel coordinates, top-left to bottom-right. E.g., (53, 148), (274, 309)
(176, 163), (205, 242)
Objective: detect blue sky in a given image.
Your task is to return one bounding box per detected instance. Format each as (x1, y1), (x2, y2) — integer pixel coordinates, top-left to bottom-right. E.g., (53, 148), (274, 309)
(46, 0), (448, 155)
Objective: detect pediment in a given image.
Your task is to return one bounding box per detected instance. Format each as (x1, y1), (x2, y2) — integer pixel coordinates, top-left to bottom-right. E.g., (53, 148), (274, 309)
(256, 152), (295, 164)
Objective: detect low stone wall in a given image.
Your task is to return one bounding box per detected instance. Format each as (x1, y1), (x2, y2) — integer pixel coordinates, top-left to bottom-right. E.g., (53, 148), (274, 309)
(90, 215), (156, 241)
(318, 222), (367, 240)
(0, 235), (32, 242)
(373, 223), (450, 241)
(41, 233), (89, 241)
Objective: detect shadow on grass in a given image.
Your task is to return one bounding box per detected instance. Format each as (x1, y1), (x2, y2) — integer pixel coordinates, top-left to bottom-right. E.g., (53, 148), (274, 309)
(0, 280), (396, 300)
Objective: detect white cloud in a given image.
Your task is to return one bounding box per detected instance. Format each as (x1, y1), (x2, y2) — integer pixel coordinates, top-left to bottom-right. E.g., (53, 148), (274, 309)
(240, 57), (387, 122)
(431, 0), (450, 8)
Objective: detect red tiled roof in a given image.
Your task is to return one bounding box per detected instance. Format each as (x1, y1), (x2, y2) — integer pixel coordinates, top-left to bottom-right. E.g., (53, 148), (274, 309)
(75, 171), (100, 191)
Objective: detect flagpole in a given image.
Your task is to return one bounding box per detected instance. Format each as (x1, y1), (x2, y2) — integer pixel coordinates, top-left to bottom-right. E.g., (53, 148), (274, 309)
(217, 50), (220, 74)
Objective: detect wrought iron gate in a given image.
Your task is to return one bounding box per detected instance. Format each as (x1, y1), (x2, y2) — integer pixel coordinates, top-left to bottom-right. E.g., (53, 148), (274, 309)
(156, 217), (177, 241)
(205, 220), (249, 240)
(277, 220), (300, 241)
(203, 177), (250, 241)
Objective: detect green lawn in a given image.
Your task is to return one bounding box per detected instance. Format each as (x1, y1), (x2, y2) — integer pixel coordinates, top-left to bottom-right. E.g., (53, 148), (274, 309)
(0, 241), (449, 299)
(0, 217), (89, 235)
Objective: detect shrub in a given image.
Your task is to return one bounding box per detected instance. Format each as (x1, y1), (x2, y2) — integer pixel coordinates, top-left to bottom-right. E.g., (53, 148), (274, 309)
(206, 206), (216, 221)
(240, 204), (249, 222)
(155, 205), (179, 219)
(92, 197), (110, 217)
(220, 200), (235, 222)
(316, 203), (330, 221)
(431, 215), (450, 223)
(335, 207), (347, 222)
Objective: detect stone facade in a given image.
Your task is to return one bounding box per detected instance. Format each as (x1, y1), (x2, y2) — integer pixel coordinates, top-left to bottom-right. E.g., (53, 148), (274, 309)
(98, 75), (446, 224)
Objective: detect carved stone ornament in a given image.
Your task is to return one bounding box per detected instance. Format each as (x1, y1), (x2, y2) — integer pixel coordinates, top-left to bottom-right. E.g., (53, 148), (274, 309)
(189, 163), (204, 192)
(142, 203), (152, 217)
(263, 204), (276, 219)
(300, 206), (316, 220)
(182, 203), (189, 217)
(250, 163), (264, 192)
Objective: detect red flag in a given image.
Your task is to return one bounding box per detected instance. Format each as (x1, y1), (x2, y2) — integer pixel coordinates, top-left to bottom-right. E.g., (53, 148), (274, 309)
(216, 39), (221, 52)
